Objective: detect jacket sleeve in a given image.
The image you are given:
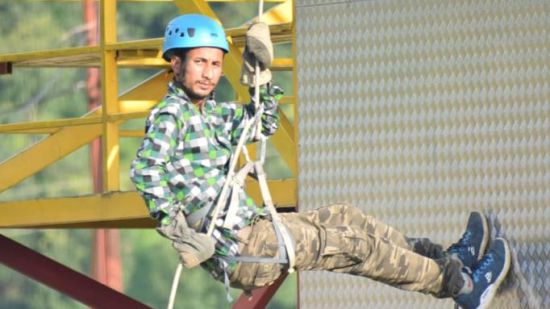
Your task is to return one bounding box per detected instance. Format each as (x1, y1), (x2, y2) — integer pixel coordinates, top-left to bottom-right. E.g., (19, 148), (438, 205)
(230, 83), (284, 145)
(130, 106), (184, 224)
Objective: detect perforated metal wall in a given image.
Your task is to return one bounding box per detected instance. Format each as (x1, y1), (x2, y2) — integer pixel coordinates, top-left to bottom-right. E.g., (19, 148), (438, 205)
(295, 1), (549, 308)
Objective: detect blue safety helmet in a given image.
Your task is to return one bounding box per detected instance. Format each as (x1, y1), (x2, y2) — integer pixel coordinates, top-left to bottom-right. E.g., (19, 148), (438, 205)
(162, 14), (229, 61)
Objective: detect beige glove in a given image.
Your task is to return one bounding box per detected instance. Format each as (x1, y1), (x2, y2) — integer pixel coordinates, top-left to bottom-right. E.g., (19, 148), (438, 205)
(156, 212), (216, 269)
(240, 22), (273, 87)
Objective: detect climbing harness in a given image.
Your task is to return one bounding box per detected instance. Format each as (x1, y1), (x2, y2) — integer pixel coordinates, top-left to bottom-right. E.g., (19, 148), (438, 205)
(167, 2), (295, 308)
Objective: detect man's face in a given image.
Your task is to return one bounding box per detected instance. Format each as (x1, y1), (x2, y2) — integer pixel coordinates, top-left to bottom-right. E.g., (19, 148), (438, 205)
(171, 47), (224, 103)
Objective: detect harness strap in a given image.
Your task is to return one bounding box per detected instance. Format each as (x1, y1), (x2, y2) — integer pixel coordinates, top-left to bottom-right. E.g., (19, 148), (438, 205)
(222, 162), (255, 229)
(206, 108), (260, 236)
(216, 160), (295, 269)
(254, 162), (296, 272)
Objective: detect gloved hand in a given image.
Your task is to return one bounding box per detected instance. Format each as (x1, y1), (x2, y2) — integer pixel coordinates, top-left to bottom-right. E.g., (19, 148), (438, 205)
(156, 212), (216, 269)
(240, 21), (273, 87)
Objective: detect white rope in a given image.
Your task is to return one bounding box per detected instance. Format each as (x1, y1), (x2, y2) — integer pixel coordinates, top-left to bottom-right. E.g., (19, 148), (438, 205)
(254, 0), (263, 112)
(166, 2), (266, 307)
(206, 110), (260, 236)
(167, 263), (183, 309)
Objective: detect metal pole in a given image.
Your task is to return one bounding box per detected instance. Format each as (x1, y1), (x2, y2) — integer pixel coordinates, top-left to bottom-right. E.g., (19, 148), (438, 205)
(84, 0), (123, 292)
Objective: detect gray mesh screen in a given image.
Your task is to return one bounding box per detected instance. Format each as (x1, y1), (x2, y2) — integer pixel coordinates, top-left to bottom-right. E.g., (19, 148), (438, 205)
(296, 0), (550, 308)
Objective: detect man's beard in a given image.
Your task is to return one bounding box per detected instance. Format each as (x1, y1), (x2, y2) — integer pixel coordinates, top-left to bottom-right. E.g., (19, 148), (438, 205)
(175, 66), (211, 102)
(182, 83), (209, 102)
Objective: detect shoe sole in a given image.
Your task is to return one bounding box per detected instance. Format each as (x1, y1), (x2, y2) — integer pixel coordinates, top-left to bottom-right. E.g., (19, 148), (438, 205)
(475, 211), (489, 261)
(476, 237), (511, 309)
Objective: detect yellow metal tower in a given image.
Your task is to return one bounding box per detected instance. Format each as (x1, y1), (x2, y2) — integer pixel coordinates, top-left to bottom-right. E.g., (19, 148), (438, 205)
(0, 0), (297, 228)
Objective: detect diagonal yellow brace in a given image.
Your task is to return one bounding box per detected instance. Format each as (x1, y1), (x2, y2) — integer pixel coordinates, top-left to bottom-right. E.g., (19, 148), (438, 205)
(0, 124), (102, 193)
(0, 72), (168, 194)
(119, 71), (171, 113)
(261, 0), (293, 24)
(247, 178), (296, 208)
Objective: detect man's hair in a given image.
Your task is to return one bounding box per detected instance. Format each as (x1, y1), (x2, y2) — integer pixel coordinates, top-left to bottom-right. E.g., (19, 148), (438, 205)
(171, 48), (191, 62)
(168, 48), (190, 76)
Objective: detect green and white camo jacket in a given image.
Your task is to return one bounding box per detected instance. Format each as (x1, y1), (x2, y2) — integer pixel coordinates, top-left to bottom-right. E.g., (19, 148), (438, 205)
(130, 81), (282, 281)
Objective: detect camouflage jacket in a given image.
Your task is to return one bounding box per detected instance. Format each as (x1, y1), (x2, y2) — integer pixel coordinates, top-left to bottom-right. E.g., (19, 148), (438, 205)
(130, 81), (282, 279)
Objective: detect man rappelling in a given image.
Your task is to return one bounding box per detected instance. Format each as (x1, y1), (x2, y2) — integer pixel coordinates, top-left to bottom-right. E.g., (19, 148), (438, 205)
(130, 14), (510, 309)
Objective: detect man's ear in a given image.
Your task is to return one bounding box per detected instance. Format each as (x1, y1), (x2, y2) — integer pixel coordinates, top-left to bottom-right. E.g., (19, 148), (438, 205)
(170, 56), (182, 75)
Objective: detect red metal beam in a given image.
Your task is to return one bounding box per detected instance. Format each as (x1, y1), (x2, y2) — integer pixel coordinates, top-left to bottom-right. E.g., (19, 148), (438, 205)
(232, 272), (289, 309)
(0, 234), (151, 309)
(0, 62), (12, 75)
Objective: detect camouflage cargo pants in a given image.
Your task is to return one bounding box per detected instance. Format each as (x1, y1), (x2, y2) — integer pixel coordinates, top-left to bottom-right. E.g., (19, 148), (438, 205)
(229, 203), (462, 298)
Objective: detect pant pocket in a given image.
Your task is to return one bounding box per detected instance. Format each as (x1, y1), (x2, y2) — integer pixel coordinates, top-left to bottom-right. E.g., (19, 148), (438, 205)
(319, 225), (370, 269)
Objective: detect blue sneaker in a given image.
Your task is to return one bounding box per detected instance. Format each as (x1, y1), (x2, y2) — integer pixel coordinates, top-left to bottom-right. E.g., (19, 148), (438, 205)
(448, 211), (489, 270)
(454, 237), (511, 309)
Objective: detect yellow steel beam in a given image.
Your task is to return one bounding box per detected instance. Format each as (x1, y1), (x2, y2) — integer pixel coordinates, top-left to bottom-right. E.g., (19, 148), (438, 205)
(100, 0), (120, 192)
(0, 25), (291, 69)
(0, 128), (58, 135)
(271, 58), (293, 71)
(0, 46), (101, 67)
(0, 124), (102, 193)
(117, 50), (165, 68)
(106, 38), (162, 51)
(0, 179), (296, 228)
(0, 96), (293, 135)
(0, 191), (148, 228)
(110, 38), (164, 68)
(225, 22), (292, 46)
(3, 105), (289, 137)
(120, 130), (145, 138)
(118, 55), (293, 70)
(0, 117), (103, 134)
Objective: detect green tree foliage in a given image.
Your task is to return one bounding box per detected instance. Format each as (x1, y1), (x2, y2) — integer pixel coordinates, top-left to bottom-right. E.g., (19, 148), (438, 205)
(0, 2), (296, 309)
